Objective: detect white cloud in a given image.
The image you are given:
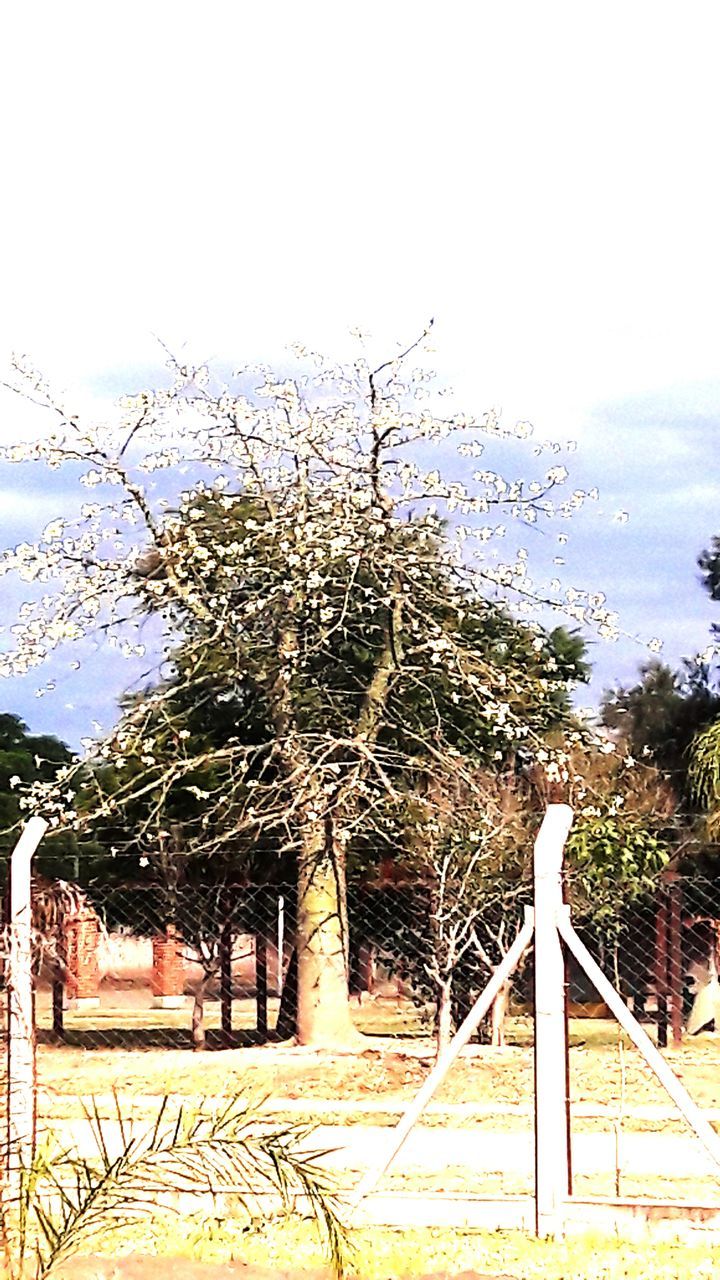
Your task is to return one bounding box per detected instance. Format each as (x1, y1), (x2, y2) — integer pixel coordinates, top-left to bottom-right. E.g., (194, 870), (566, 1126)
(0, 487), (70, 526)
(661, 483), (720, 508)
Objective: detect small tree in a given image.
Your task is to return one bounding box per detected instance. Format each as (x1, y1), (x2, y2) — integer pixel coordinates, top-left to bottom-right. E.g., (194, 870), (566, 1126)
(1, 333), (611, 1048)
(563, 742), (676, 1002)
(398, 765), (530, 1055)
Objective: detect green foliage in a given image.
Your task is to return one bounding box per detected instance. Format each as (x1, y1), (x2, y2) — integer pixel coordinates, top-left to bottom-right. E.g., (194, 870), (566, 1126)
(0, 712), (99, 872)
(568, 813), (668, 915)
(600, 660), (720, 794)
(698, 534), (720, 602)
(0, 713), (71, 835)
(688, 717), (720, 836)
(565, 745), (673, 930)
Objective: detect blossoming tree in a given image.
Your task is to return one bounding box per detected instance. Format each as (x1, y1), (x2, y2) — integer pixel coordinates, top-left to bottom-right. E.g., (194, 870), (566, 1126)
(0, 329), (617, 1048)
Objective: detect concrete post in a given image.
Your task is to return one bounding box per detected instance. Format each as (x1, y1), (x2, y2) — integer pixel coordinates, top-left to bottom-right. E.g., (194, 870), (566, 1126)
(533, 803), (573, 1239)
(6, 817), (47, 1195)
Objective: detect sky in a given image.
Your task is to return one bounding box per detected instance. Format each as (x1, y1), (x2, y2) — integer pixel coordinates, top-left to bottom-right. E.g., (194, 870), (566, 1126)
(1, 3), (720, 747)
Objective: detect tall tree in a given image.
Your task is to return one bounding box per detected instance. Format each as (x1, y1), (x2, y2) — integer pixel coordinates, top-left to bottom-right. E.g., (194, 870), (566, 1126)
(698, 535), (720, 604)
(0, 335), (609, 1047)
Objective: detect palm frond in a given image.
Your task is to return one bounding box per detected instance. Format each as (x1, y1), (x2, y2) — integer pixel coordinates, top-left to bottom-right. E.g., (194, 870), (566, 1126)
(1, 1093), (348, 1280)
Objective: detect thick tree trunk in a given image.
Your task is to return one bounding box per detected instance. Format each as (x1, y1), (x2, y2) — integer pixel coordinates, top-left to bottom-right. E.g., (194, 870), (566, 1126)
(295, 817), (362, 1049)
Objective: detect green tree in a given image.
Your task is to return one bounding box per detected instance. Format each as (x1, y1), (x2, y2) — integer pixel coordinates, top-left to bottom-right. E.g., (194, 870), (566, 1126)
(600, 660), (720, 795)
(698, 535), (720, 603)
(0, 713), (87, 872)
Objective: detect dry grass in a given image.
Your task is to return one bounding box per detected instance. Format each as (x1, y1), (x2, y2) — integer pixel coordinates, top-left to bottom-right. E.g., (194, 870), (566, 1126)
(39, 1215), (720, 1280)
(35, 1014), (720, 1116)
(28, 1008), (720, 1216)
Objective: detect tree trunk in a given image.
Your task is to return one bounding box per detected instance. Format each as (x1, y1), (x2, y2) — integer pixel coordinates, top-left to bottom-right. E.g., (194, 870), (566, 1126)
(295, 817), (362, 1050)
(435, 976), (454, 1059)
(192, 973), (213, 1050)
(490, 980), (511, 1047)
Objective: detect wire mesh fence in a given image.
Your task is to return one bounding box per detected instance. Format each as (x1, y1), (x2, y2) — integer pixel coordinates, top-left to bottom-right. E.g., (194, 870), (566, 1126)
(564, 873), (720, 1045)
(0, 847), (524, 1049)
(4, 842), (720, 1225)
(25, 869), (293, 1050)
(3, 852), (720, 1052)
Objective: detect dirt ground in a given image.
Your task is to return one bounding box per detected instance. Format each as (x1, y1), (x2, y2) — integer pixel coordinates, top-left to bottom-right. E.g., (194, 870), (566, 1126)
(50, 1263), (514, 1280)
(43, 1262), (325, 1280)
(34, 1016), (720, 1118)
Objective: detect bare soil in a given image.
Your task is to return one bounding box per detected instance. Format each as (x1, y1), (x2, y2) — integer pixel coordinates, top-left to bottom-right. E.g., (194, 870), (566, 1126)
(50, 1263), (513, 1280)
(35, 1016), (720, 1118)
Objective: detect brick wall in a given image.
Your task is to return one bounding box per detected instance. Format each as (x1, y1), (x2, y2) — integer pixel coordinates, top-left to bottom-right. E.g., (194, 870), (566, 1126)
(65, 908), (100, 1001)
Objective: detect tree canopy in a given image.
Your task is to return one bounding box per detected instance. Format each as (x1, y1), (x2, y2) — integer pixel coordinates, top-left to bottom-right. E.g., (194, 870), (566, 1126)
(600, 659), (720, 796)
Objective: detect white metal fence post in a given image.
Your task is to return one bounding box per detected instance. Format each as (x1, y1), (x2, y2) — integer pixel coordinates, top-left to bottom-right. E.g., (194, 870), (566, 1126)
(533, 803), (573, 1238)
(6, 817), (47, 1196)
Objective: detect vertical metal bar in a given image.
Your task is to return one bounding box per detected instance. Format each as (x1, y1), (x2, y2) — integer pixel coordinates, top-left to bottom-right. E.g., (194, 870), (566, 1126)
(533, 803), (574, 1239)
(277, 894), (285, 997)
(219, 915), (232, 1047)
(52, 916), (66, 1039)
(51, 976), (64, 1041)
(668, 876), (683, 1046)
(7, 817), (47, 1196)
(655, 893), (669, 1048)
(256, 932), (268, 1041)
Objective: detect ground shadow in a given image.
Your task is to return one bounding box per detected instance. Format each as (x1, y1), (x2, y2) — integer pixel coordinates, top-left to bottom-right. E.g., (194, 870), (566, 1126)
(37, 1027), (283, 1050)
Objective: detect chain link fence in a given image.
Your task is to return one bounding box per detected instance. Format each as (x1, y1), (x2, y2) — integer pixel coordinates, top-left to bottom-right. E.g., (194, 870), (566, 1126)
(25, 867), (293, 1049)
(4, 841), (720, 1227)
(4, 853), (720, 1051)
